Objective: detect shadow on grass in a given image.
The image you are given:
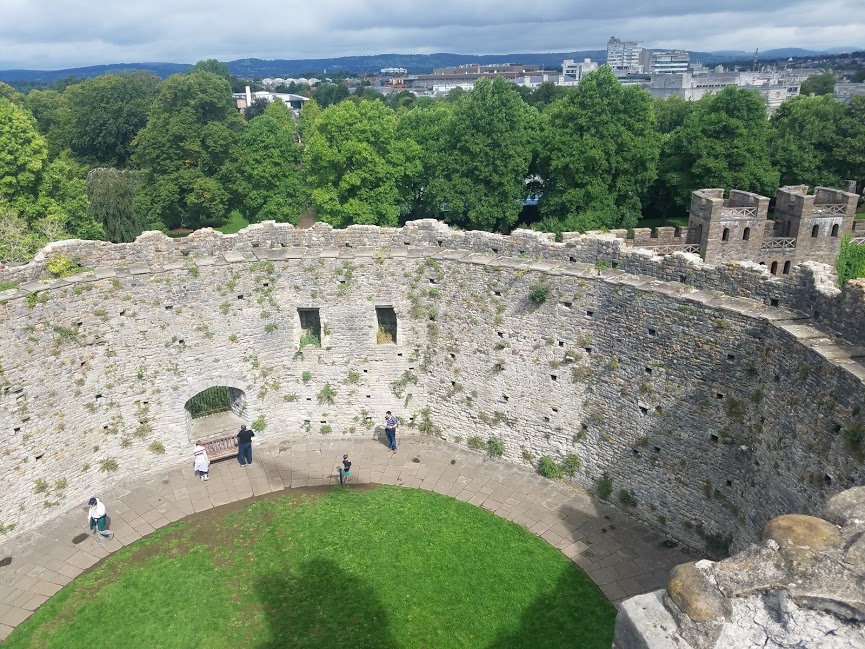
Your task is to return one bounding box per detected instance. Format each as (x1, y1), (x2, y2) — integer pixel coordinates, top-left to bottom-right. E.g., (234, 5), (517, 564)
(483, 568), (616, 649)
(254, 558), (400, 649)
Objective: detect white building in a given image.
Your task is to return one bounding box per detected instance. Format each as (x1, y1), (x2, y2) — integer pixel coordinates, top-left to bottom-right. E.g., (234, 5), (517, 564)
(560, 58), (598, 85)
(649, 72), (800, 110)
(380, 67), (408, 75)
(233, 86), (310, 115)
(607, 37), (643, 72)
(640, 50), (689, 74)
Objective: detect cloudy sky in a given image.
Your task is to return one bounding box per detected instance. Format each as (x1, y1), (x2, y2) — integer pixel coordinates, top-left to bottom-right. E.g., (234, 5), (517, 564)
(1, 0), (863, 70)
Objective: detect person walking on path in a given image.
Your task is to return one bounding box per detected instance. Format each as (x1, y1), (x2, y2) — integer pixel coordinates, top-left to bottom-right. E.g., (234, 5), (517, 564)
(88, 497), (107, 533)
(237, 424), (255, 466)
(193, 441), (210, 480)
(384, 411), (398, 452)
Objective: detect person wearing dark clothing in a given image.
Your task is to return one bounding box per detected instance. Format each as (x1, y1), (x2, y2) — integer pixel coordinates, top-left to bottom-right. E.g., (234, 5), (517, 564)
(384, 410), (398, 452)
(342, 454), (352, 483)
(237, 424), (255, 466)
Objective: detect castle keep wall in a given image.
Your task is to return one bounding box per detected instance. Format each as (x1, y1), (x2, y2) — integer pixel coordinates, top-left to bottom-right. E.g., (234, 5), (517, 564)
(0, 221), (863, 558)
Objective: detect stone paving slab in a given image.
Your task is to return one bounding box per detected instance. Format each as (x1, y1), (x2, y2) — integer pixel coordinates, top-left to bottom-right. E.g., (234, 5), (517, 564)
(0, 436), (696, 640)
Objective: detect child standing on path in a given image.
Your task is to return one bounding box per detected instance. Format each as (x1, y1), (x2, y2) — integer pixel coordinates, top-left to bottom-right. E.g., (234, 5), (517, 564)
(342, 454), (352, 483)
(193, 441), (210, 481)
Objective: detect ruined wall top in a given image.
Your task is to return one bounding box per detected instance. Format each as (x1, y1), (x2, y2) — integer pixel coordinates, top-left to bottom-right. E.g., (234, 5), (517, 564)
(776, 185), (859, 219)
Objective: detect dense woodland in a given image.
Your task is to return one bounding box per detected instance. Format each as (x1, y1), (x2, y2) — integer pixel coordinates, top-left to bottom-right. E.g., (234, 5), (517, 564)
(1, 58), (864, 264)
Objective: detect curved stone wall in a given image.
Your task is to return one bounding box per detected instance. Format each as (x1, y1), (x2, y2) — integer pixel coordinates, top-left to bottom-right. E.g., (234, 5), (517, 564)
(0, 221), (863, 555)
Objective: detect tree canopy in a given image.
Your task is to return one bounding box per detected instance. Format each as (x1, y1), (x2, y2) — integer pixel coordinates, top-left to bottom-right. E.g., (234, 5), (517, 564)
(537, 67), (661, 232)
(86, 168), (146, 243)
(132, 72), (244, 230)
(800, 72), (837, 97)
(0, 97), (48, 203)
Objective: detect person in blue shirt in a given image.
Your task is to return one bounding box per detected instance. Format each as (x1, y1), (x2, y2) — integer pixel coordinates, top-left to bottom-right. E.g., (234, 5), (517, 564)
(342, 454), (352, 483)
(384, 411), (398, 452)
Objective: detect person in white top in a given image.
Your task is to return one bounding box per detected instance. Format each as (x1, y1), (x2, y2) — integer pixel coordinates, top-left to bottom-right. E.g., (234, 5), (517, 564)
(193, 441), (210, 481)
(88, 497), (107, 533)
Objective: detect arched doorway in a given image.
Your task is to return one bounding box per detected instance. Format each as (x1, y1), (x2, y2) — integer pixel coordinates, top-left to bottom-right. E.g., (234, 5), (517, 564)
(184, 386), (247, 441)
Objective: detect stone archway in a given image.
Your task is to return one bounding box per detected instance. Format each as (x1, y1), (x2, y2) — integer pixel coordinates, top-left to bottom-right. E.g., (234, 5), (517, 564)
(184, 386), (248, 442)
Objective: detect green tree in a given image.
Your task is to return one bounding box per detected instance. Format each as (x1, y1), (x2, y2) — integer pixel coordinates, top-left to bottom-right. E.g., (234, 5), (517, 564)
(229, 111), (308, 224)
(297, 99), (322, 144)
(385, 90), (417, 112)
(769, 95), (846, 187)
(61, 72), (160, 167)
(35, 156), (101, 239)
(836, 234), (865, 287)
(527, 81), (568, 110)
(657, 86), (780, 212)
(0, 97), (47, 203)
(86, 168), (147, 242)
(132, 72), (244, 230)
(191, 59), (230, 79)
(425, 78), (538, 232)
(800, 72), (837, 97)
(833, 97), (865, 187)
(0, 82), (24, 106)
(312, 84), (349, 108)
(654, 95), (696, 134)
(351, 87), (385, 103)
(244, 97), (270, 121)
(0, 203), (44, 262)
(536, 67), (660, 232)
(397, 99), (452, 218)
(304, 100), (420, 227)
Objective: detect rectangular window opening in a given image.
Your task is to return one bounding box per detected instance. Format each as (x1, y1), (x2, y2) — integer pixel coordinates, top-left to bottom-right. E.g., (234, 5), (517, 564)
(376, 307), (397, 344)
(298, 308), (322, 347)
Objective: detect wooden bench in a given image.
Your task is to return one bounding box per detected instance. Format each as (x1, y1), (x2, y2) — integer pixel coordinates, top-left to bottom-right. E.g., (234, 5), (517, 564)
(199, 434), (239, 462)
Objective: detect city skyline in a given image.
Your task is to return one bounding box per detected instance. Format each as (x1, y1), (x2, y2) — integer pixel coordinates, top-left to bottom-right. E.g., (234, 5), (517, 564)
(0, 0), (863, 70)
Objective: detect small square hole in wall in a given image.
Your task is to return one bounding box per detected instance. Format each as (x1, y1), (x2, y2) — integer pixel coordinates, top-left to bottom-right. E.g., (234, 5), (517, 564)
(584, 347), (592, 354)
(612, 262), (619, 269)
(727, 354), (736, 361)
(397, 353), (403, 357)
(262, 282), (269, 287)
(770, 298), (779, 307)
(119, 310), (125, 316)
(639, 406), (648, 415)
(648, 328), (656, 336)
(679, 275), (686, 284)
(252, 242), (260, 249)
(543, 416), (550, 422)
(35, 453), (44, 461)
(450, 353), (456, 360)
(645, 367), (653, 374)
(363, 369), (368, 373)
(716, 393), (724, 400)
(831, 422), (842, 434)
(497, 331), (504, 338)
(366, 395), (371, 399)
(824, 474), (833, 487)
(429, 278), (437, 285)
(569, 256), (577, 262)
(653, 446), (661, 453)
(710, 434), (719, 444)
(306, 397), (312, 402)
(586, 310), (594, 317)
(503, 394), (509, 402)
(632, 448), (639, 456)
(178, 339), (184, 345)
(550, 375), (558, 381)
(437, 240), (443, 247)
(726, 479), (733, 487)
(237, 295), (244, 300)
(13, 427), (20, 433)
(558, 340), (564, 347)
(303, 419), (310, 427)
(774, 374), (780, 382)
(552, 407), (558, 413)
(95, 394), (102, 400)
(491, 247), (498, 254)
(345, 242), (352, 248)
(165, 305), (173, 311)
(76, 321), (83, 327)
(492, 290), (501, 296)
(561, 301), (572, 309)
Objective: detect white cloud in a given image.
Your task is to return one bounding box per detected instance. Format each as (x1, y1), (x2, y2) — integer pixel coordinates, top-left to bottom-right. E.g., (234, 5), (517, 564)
(0, 0), (862, 69)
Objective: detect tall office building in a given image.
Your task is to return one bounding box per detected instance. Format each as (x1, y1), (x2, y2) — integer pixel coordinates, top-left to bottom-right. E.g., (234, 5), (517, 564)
(607, 37), (643, 71)
(640, 49), (690, 74)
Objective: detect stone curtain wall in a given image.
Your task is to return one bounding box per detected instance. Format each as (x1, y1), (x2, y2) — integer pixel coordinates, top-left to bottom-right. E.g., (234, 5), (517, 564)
(0, 221), (863, 553)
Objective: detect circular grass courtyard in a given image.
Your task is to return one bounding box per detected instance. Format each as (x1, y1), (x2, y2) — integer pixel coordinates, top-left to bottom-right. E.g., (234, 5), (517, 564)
(4, 486), (615, 649)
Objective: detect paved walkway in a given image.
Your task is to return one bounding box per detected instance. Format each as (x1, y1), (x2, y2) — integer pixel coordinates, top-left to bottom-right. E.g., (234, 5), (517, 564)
(0, 436), (695, 641)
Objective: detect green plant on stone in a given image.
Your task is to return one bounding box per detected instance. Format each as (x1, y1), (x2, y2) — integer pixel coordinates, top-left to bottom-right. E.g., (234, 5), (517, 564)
(538, 456), (564, 479)
(528, 283), (549, 305)
(390, 370), (418, 399)
(317, 383), (337, 405)
(416, 407), (441, 437)
(54, 478), (68, 492)
(521, 447), (535, 463)
(302, 371), (313, 384)
(148, 441), (166, 454)
(299, 330), (321, 349)
(618, 489), (638, 508)
(346, 370), (360, 384)
(283, 393), (299, 403)
(33, 478), (49, 494)
(596, 472), (613, 499)
(486, 436), (505, 458)
(561, 454), (581, 477)
(466, 436), (485, 451)
(320, 424), (332, 435)
(842, 422), (865, 461)
(251, 415), (267, 433)
(99, 458), (119, 473)
(46, 254), (81, 278)
(188, 266), (199, 278)
(264, 322), (278, 334)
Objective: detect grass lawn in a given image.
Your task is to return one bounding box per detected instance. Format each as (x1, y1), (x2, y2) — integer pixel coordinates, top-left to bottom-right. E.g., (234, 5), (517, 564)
(634, 216), (689, 231)
(218, 211), (250, 234)
(3, 486), (614, 649)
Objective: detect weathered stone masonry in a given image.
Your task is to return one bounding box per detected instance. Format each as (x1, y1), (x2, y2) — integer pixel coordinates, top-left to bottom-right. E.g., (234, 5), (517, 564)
(0, 221), (863, 564)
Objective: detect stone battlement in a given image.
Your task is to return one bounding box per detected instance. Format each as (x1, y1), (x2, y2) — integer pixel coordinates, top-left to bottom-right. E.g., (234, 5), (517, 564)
(2, 218), (865, 348)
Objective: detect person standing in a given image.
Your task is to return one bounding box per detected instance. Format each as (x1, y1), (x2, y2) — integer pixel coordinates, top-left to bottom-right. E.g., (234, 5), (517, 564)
(237, 424), (255, 466)
(342, 454), (352, 483)
(193, 441), (210, 481)
(384, 410), (398, 452)
(88, 497), (107, 533)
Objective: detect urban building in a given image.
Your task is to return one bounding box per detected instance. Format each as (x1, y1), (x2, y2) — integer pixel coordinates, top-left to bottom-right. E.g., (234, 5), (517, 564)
(649, 70), (800, 110)
(560, 58), (599, 85)
(833, 82), (865, 103)
(380, 67), (407, 75)
(232, 86), (310, 114)
(606, 37), (643, 72)
(414, 63), (558, 93)
(639, 49), (689, 74)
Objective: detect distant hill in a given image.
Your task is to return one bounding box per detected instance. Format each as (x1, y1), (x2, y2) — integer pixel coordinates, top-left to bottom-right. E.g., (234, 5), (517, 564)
(0, 47), (861, 83)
